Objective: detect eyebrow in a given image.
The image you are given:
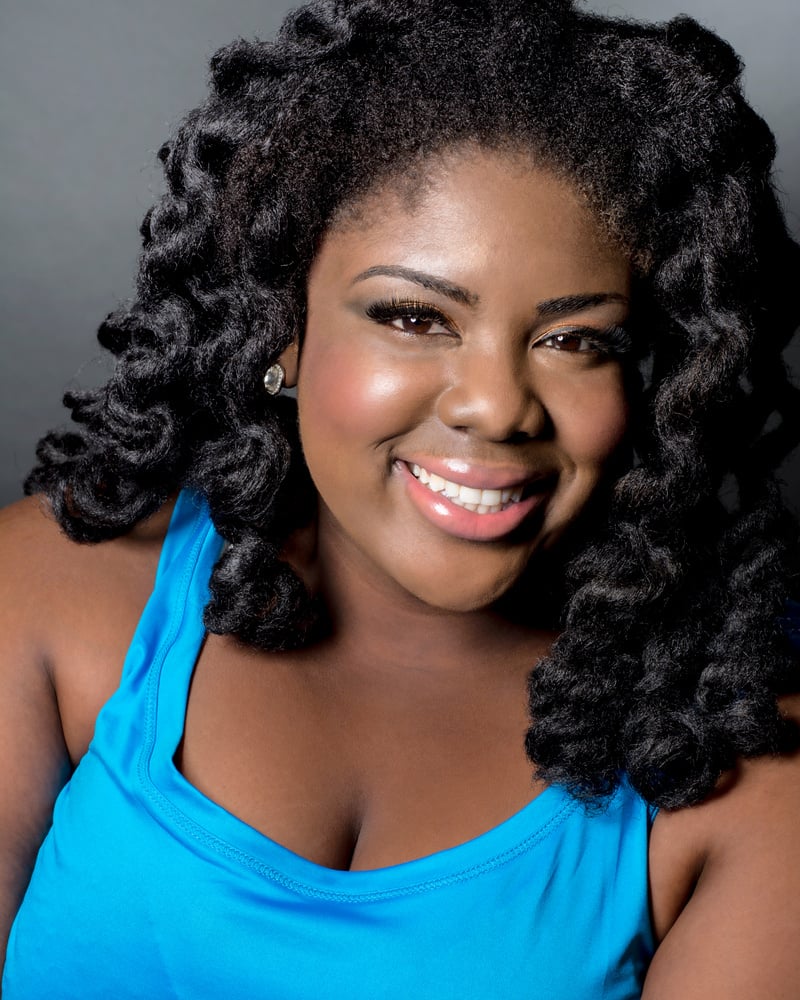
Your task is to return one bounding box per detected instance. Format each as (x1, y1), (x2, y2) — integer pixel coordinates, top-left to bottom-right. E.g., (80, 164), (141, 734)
(351, 265), (480, 308)
(352, 265), (629, 316)
(535, 292), (630, 316)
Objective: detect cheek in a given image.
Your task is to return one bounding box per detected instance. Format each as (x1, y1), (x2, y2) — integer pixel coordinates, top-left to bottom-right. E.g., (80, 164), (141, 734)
(296, 331), (426, 462)
(550, 369), (629, 467)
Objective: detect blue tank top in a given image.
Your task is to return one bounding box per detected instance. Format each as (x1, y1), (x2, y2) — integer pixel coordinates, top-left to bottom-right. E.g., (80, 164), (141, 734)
(4, 490), (656, 999)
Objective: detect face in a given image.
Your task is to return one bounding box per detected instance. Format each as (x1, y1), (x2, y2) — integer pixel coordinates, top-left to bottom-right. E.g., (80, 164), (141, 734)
(296, 148), (632, 612)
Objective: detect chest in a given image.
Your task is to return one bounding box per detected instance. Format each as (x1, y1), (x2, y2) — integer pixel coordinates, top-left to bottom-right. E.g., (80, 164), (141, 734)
(175, 633), (545, 872)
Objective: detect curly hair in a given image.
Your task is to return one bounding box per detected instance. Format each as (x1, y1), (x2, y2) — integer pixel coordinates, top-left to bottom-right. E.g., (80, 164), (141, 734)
(26, 0), (800, 809)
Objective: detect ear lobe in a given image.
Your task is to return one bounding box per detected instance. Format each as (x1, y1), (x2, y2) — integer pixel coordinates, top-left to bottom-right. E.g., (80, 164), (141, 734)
(278, 339), (299, 388)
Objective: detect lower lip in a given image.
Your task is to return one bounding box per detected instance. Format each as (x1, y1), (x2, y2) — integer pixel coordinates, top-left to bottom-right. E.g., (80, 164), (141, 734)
(396, 461), (550, 542)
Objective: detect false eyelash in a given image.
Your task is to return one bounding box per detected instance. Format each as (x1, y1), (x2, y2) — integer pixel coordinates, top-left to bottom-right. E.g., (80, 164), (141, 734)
(545, 324), (634, 357)
(365, 296), (453, 328)
(593, 325), (635, 356)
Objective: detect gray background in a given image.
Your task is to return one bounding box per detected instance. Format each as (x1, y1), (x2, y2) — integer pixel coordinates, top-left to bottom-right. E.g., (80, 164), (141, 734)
(1, 0), (798, 508)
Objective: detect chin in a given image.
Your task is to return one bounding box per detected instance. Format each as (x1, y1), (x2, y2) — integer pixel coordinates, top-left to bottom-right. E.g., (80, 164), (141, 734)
(406, 566), (527, 614)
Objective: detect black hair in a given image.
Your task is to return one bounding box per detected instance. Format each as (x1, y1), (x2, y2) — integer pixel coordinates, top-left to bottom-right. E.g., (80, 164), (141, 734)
(26, 0), (800, 809)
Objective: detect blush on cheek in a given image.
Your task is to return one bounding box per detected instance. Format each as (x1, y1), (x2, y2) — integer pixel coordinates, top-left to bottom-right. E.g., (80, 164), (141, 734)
(300, 343), (426, 442)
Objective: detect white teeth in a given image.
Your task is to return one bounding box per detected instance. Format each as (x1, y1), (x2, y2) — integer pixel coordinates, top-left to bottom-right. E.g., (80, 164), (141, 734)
(407, 462), (529, 514)
(458, 485), (482, 505)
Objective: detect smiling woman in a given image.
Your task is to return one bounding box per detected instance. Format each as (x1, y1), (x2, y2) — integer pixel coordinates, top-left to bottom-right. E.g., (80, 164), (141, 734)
(1, 1), (799, 998)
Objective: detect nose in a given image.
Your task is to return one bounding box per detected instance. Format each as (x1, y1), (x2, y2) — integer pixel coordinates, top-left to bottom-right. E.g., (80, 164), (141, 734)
(436, 345), (550, 442)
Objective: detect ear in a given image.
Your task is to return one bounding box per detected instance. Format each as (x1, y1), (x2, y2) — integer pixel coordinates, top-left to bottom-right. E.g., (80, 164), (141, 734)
(277, 339), (299, 388)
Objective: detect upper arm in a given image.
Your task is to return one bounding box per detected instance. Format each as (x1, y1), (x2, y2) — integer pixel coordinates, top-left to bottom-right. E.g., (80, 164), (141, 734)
(0, 499), (72, 971)
(643, 748), (800, 999)
(0, 493), (172, 980)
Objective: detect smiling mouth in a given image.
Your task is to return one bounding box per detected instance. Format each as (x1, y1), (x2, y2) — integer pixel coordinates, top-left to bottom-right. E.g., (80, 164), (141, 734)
(408, 463), (527, 514)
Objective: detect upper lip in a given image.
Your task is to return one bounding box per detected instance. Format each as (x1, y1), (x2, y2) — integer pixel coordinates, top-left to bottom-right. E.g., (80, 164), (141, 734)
(398, 455), (555, 491)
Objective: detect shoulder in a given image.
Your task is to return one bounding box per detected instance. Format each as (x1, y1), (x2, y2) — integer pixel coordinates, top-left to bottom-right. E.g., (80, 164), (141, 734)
(0, 494), (176, 762)
(0, 493), (73, 572)
(0, 496), (82, 654)
(0, 494), (173, 638)
(645, 701), (800, 997)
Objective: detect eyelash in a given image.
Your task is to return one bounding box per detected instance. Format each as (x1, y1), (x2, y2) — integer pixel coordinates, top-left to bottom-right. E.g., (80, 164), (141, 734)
(365, 297), (454, 335)
(538, 326), (633, 357)
(364, 296), (632, 357)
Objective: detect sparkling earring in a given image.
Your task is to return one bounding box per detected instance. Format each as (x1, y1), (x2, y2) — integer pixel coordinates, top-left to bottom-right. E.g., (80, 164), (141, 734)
(263, 362), (285, 395)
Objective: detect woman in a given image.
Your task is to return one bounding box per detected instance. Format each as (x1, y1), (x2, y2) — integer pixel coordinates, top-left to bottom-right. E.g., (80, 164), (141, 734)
(1, 0), (799, 996)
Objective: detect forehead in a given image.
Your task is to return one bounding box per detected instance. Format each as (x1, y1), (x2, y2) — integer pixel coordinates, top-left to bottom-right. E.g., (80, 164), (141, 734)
(313, 147), (631, 297)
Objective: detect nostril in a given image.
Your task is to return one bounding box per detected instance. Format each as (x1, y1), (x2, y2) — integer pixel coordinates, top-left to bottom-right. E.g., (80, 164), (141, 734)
(506, 429), (539, 445)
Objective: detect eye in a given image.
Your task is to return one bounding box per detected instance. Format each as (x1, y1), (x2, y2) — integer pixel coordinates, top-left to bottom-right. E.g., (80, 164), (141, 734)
(536, 325), (632, 358)
(365, 297), (454, 337)
(540, 330), (600, 353)
(390, 314), (449, 336)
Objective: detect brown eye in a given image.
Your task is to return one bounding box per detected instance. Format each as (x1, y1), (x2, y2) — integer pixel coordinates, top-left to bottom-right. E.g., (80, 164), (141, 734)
(365, 298), (453, 336)
(390, 315), (446, 336)
(535, 325), (633, 359)
(542, 331), (596, 352)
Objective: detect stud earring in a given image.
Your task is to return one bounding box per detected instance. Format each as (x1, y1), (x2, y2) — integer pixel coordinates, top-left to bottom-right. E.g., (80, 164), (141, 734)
(263, 363), (285, 395)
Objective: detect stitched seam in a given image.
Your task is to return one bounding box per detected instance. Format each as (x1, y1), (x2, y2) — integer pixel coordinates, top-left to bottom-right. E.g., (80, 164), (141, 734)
(145, 786), (577, 903)
(137, 505), (216, 811)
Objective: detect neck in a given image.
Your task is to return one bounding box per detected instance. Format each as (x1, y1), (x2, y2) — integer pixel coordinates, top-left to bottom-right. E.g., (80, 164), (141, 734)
(285, 507), (555, 684)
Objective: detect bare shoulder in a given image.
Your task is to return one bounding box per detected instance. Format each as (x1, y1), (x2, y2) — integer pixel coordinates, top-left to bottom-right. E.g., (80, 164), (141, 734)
(0, 495), (84, 655)
(0, 494), (175, 762)
(0, 494), (172, 643)
(0, 491), (174, 571)
(0, 493), (77, 585)
(645, 696), (800, 998)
